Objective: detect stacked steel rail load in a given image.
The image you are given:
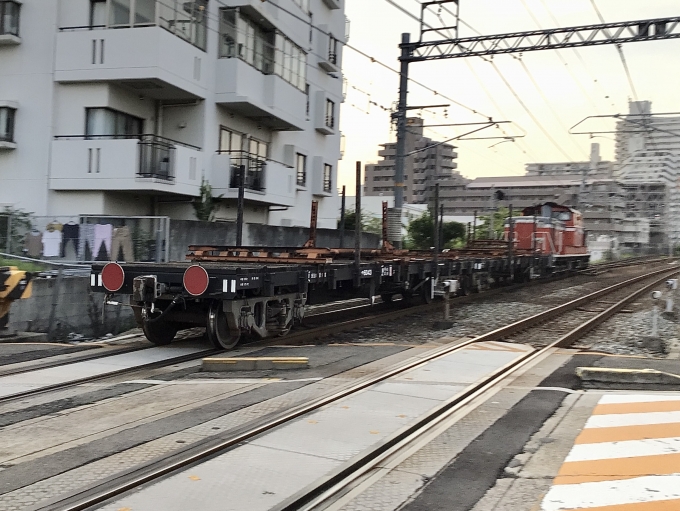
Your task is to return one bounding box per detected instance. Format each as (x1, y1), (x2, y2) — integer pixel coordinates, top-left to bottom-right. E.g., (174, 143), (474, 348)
(91, 202), (589, 349)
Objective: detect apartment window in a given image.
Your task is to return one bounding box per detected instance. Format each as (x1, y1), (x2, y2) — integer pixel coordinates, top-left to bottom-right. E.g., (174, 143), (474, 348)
(219, 8), (306, 91)
(219, 127), (243, 153)
(296, 153), (307, 186)
(249, 137), (269, 162)
(323, 164), (332, 193)
(325, 99), (335, 130)
(0, 107), (16, 143)
(305, 84), (310, 118)
(219, 10), (275, 74)
(108, 0), (156, 27)
(85, 108), (143, 138)
(90, 0), (107, 27)
(0, 1), (20, 36)
(328, 35), (338, 64)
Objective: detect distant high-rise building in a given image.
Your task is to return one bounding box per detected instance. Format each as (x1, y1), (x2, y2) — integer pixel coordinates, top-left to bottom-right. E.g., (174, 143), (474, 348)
(363, 118), (466, 205)
(615, 101), (680, 249)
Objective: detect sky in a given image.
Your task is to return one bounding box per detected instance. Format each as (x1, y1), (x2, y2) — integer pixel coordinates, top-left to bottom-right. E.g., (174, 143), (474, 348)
(337, 0), (680, 191)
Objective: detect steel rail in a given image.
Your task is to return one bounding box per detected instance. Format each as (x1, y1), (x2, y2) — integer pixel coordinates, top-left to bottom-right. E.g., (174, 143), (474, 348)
(283, 267), (680, 511)
(0, 347), (220, 405)
(2, 257), (667, 403)
(249, 256), (670, 349)
(34, 265), (678, 511)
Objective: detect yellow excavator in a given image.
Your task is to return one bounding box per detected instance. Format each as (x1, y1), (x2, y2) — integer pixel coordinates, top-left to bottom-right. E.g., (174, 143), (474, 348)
(0, 266), (32, 330)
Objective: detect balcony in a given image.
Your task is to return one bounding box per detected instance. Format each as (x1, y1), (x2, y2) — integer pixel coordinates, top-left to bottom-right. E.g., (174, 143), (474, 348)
(215, 58), (306, 131)
(54, 26), (207, 100)
(315, 91), (337, 135)
(211, 151), (295, 207)
(49, 135), (203, 196)
(316, 27), (340, 73)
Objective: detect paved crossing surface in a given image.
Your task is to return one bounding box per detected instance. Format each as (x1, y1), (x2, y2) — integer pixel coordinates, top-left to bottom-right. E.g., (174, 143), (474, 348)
(0, 344), (207, 399)
(98, 341), (534, 511)
(542, 393), (680, 511)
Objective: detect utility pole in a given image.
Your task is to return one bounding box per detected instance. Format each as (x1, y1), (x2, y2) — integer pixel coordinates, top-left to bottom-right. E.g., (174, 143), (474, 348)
(508, 204), (514, 281)
(392, 33), (411, 249)
(439, 203), (444, 248)
(433, 183), (440, 279)
(488, 186), (495, 239)
(354, 162), (362, 281)
(339, 185), (346, 249)
(236, 164), (245, 246)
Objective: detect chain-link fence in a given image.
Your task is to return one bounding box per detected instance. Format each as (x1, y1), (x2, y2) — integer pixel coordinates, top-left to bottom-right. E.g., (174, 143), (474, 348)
(1, 215), (170, 264)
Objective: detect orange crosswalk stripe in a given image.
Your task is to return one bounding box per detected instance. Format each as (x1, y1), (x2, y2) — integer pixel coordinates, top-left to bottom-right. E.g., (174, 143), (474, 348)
(554, 452), (680, 485)
(575, 422), (680, 444)
(593, 400), (680, 415)
(559, 499), (680, 511)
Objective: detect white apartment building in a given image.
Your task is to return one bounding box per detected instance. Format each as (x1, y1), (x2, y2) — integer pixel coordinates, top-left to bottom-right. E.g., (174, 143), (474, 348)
(0, 0), (345, 228)
(615, 101), (680, 249)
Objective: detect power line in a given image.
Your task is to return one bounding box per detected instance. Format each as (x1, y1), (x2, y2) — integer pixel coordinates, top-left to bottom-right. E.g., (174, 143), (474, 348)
(538, 0), (615, 110)
(408, 0), (577, 162)
(515, 55), (589, 158)
(401, 0), (544, 161)
(588, 0), (639, 101)
(520, 0), (603, 115)
(263, 0), (495, 121)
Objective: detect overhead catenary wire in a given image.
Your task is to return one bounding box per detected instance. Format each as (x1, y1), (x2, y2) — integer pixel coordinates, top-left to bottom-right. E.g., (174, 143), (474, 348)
(519, 0), (603, 116)
(538, 0), (616, 110)
(588, 0), (639, 102)
(393, 0), (541, 161)
(515, 55), (589, 159)
(262, 0), (496, 121)
(407, 0), (577, 162)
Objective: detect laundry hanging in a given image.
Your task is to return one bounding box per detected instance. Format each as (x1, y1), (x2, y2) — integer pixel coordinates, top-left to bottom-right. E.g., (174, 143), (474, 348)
(42, 229), (62, 257)
(111, 226), (135, 261)
(62, 223), (80, 257)
(24, 231), (42, 258)
(92, 224), (113, 260)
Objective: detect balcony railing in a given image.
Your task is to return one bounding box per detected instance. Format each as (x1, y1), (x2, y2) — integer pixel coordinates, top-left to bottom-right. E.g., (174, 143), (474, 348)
(138, 135), (176, 181)
(221, 151), (266, 192)
(325, 115), (335, 130)
(59, 0), (208, 51)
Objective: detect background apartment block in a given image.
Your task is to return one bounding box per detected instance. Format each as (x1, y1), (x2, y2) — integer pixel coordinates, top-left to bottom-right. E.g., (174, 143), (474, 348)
(0, 0), (345, 229)
(614, 101), (680, 249)
(364, 117), (464, 204)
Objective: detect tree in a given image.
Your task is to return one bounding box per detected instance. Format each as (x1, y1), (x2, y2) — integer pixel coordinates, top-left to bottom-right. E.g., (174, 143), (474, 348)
(192, 178), (222, 222)
(476, 207), (509, 240)
(405, 211), (466, 250)
(0, 206), (34, 255)
(338, 209), (382, 235)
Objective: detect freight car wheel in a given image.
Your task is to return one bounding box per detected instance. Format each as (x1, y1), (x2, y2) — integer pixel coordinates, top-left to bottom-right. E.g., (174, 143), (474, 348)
(142, 318), (178, 346)
(207, 301), (241, 350)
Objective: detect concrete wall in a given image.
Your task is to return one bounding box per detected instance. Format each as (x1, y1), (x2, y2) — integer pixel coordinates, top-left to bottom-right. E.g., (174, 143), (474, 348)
(8, 276), (135, 337)
(168, 219), (380, 262)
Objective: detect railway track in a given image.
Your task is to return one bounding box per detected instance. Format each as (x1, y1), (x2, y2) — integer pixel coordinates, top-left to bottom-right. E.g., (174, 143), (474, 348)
(0, 257), (669, 404)
(32, 264), (678, 511)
